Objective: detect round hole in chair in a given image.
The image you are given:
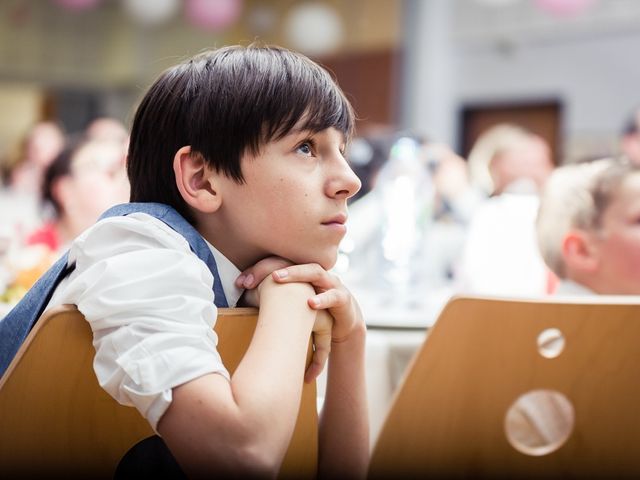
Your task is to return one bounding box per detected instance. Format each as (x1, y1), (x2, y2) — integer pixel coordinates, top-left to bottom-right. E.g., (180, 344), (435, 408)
(504, 389), (574, 456)
(537, 328), (565, 359)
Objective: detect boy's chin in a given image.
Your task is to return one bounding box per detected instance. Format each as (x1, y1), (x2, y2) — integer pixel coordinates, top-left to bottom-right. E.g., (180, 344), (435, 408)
(319, 257), (337, 271)
(294, 251), (338, 271)
(317, 249), (340, 270)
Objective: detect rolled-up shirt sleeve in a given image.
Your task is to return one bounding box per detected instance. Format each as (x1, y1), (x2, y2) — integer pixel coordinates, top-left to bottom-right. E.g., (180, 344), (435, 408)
(52, 214), (230, 431)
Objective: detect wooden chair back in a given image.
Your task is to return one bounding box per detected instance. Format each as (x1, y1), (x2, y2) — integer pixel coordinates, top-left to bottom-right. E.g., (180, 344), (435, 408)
(369, 296), (640, 478)
(0, 305), (317, 478)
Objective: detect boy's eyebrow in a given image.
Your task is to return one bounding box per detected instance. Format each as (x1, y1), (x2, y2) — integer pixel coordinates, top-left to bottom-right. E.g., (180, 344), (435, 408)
(288, 127), (348, 145)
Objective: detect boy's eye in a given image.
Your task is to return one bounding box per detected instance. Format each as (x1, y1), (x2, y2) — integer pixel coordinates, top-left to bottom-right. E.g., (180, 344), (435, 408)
(296, 142), (313, 156)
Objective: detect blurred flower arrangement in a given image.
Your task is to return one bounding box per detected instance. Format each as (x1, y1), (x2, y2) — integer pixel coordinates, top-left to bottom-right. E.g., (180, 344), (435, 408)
(0, 239), (55, 307)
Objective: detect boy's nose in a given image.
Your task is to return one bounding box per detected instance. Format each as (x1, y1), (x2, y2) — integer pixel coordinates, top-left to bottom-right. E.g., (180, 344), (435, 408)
(329, 161), (362, 200)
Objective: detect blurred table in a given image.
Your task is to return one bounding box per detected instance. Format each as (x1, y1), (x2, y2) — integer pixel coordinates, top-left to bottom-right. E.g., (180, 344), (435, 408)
(316, 323), (429, 449)
(364, 326), (427, 448)
(355, 284), (452, 329)
(317, 283), (454, 449)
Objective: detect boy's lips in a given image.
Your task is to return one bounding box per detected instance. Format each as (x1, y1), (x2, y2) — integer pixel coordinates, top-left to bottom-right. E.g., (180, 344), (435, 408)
(321, 213), (348, 234)
(321, 213), (347, 226)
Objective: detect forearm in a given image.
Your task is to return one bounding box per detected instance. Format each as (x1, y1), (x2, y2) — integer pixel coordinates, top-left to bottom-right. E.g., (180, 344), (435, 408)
(318, 323), (369, 479)
(230, 281), (316, 456)
(159, 280), (316, 476)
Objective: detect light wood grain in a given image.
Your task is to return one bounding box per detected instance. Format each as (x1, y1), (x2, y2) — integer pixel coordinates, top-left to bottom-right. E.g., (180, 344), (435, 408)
(0, 305), (317, 478)
(369, 296), (640, 478)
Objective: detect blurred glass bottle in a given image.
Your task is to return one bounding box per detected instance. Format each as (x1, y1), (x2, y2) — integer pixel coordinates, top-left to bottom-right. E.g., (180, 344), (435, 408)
(376, 136), (433, 301)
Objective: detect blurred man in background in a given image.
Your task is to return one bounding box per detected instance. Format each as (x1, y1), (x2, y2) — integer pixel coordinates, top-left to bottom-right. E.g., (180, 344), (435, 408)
(457, 124), (555, 296)
(621, 107), (640, 165)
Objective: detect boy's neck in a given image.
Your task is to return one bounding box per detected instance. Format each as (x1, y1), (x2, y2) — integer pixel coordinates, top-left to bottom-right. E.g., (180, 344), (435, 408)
(194, 214), (255, 271)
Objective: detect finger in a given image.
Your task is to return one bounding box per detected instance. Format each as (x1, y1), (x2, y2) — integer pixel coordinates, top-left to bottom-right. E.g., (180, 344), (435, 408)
(308, 288), (350, 310)
(304, 360), (324, 384)
(235, 256), (294, 289)
(305, 332), (331, 383)
(273, 263), (340, 291)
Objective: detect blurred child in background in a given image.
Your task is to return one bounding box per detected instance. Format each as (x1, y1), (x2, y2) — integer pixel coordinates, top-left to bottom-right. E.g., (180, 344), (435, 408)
(537, 157), (640, 295)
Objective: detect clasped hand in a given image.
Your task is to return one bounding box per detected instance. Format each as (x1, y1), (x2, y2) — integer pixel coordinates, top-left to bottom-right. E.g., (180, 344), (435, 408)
(235, 256), (363, 382)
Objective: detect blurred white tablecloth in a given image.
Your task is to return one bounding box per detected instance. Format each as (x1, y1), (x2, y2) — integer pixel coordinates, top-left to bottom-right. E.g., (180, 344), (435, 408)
(353, 283), (452, 329)
(316, 325), (428, 449)
(316, 282), (452, 449)
(316, 267), (456, 446)
(364, 327), (428, 447)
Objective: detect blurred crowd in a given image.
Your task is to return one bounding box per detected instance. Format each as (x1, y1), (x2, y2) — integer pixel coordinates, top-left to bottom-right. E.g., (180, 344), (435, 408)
(0, 117), (130, 305)
(1, 105), (640, 313)
(340, 104), (640, 317)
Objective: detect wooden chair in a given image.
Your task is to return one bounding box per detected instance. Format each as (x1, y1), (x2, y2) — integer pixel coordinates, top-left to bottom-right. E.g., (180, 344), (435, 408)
(0, 305), (317, 478)
(369, 295), (640, 478)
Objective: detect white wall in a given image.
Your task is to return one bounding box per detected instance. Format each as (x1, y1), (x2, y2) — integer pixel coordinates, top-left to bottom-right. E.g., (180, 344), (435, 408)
(403, 0), (640, 162)
(456, 30), (640, 161)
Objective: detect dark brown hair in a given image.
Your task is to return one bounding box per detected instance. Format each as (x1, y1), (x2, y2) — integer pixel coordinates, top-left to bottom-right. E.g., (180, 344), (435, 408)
(127, 45), (355, 224)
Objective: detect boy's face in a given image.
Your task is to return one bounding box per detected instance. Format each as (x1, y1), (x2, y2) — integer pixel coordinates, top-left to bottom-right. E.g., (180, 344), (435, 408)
(211, 126), (361, 270)
(589, 171), (640, 294)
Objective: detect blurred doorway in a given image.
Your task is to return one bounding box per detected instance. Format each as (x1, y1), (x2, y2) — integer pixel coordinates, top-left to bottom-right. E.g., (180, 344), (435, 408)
(459, 101), (562, 165)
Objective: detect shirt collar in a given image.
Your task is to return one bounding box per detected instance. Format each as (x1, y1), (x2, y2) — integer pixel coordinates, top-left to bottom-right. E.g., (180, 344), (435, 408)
(203, 239), (244, 307)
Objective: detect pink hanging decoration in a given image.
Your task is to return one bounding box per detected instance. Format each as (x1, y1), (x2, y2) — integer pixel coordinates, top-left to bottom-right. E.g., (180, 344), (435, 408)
(53, 0), (103, 11)
(185, 0), (243, 31)
(534, 0), (597, 17)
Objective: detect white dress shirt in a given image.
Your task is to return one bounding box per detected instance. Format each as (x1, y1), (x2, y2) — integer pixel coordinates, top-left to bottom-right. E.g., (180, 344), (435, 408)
(48, 212), (244, 431)
(458, 191), (549, 296)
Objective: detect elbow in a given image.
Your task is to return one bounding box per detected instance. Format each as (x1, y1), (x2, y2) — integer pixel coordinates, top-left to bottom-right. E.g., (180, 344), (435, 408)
(198, 428), (285, 477)
(228, 416), (289, 476)
(179, 439), (283, 478)
(235, 442), (283, 478)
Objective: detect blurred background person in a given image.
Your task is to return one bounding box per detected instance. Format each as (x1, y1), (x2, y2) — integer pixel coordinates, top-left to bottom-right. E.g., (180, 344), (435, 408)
(467, 124), (553, 198)
(537, 157), (640, 295)
(456, 124), (555, 296)
(1, 135), (129, 305)
(27, 135), (130, 254)
(3, 121), (65, 195)
(0, 121), (66, 278)
(85, 116), (130, 146)
(621, 107), (640, 166)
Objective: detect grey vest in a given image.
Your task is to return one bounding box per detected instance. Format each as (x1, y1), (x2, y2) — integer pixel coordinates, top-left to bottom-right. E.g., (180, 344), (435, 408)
(0, 202), (228, 378)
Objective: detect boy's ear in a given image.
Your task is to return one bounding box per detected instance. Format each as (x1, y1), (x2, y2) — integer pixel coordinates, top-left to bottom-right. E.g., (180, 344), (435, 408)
(173, 146), (221, 213)
(562, 229), (599, 273)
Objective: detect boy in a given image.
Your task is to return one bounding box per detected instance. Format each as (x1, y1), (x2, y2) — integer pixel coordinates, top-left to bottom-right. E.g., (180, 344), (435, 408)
(536, 157), (640, 294)
(0, 45), (369, 477)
